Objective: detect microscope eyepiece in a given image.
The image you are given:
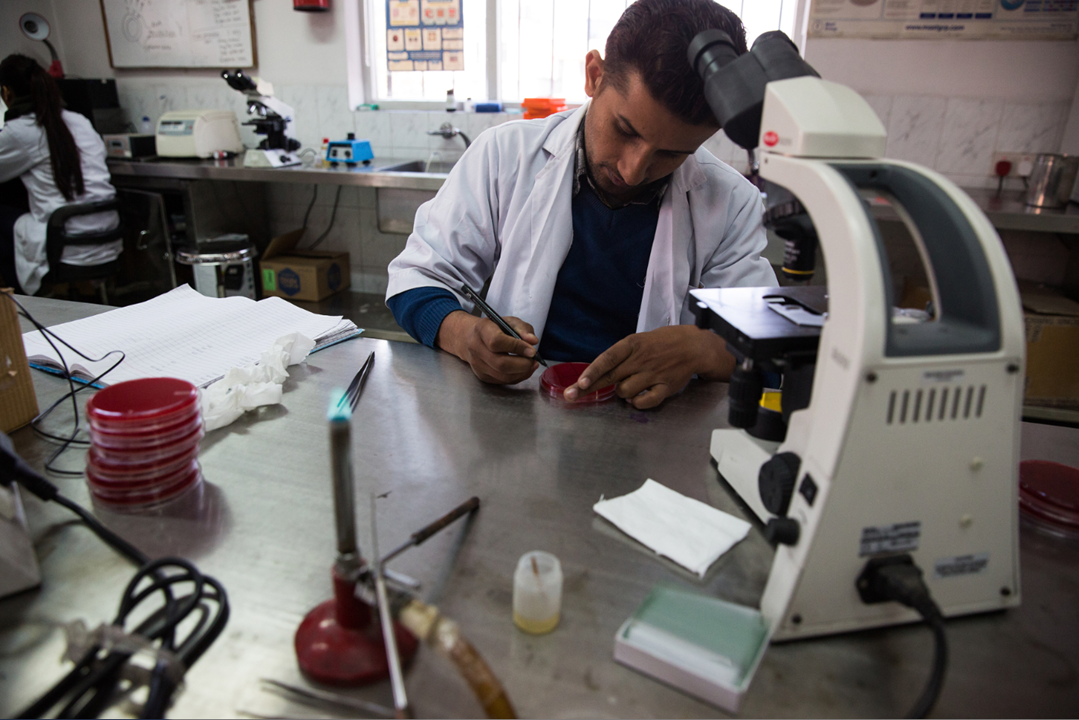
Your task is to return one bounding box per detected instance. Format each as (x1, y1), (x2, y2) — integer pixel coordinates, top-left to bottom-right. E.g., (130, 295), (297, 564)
(688, 29), (818, 151)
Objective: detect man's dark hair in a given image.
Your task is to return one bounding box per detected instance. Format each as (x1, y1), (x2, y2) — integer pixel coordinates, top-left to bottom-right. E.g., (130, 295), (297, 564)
(604, 0), (747, 127)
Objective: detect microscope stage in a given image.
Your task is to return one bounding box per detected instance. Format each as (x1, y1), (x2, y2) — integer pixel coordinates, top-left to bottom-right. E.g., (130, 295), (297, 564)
(691, 286), (826, 362)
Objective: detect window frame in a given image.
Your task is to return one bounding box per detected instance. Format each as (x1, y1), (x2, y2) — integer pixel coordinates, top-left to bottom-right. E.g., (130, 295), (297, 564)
(345, 0), (810, 111)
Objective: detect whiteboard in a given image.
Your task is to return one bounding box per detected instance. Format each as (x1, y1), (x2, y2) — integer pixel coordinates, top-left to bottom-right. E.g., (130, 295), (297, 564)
(100, 0), (256, 69)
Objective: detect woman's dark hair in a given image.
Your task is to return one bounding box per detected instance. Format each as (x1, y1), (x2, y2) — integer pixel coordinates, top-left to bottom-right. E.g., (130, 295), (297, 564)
(604, 0), (748, 127)
(0, 54), (84, 201)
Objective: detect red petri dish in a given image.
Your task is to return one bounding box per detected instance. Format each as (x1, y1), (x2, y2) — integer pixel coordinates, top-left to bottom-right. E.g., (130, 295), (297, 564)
(89, 424), (204, 466)
(540, 362), (616, 403)
(90, 412), (203, 450)
(89, 463), (201, 510)
(89, 401), (200, 436)
(87, 378), (199, 429)
(87, 446), (200, 488)
(1019, 460), (1079, 539)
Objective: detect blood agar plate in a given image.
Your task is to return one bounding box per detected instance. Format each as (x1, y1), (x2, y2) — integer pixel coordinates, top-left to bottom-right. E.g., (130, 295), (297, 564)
(540, 362), (616, 403)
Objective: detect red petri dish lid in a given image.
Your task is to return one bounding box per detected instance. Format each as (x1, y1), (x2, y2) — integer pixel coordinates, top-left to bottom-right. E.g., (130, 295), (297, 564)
(540, 362), (616, 403)
(90, 401), (200, 435)
(90, 424), (204, 466)
(88, 446), (200, 486)
(87, 378), (199, 425)
(89, 463), (201, 509)
(90, 413), (203, 450)
(1019, 460), (1079, 534)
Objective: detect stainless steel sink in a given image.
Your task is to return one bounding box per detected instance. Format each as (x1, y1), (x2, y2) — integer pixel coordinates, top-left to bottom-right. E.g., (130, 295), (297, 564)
(378, 159), (455, 174)
(374, 158), (455, 234)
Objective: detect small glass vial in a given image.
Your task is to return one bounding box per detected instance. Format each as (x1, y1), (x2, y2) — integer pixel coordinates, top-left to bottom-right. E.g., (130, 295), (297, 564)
(513, 551), (562, 634)
(446, 89), (456, 112)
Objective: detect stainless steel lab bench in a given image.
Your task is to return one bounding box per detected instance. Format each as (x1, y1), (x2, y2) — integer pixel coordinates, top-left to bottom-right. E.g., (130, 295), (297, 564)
(2, 295), (1077, 718)
(106, 156), (448, 192)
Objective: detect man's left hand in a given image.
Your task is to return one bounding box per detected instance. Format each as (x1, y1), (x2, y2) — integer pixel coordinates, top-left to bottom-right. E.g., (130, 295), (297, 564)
(564, 326), (734, 410)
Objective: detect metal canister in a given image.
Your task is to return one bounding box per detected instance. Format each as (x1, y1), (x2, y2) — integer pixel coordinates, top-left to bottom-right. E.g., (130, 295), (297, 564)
(1024, 154), (1079, 209)
(175, 235), (258, 300)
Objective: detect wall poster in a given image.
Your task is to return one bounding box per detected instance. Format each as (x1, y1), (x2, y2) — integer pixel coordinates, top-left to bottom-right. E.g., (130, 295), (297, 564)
(808, 0), (1079, 40)
(385, 0), (465, 72)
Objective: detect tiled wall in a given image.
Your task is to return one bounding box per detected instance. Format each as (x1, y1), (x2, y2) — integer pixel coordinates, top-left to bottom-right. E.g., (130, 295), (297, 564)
(114, 80), (1071, 296)
(704, 93), (1072, 191)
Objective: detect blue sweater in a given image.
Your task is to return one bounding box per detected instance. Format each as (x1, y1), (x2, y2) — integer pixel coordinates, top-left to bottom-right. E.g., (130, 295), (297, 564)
(387, 181), (660, 359)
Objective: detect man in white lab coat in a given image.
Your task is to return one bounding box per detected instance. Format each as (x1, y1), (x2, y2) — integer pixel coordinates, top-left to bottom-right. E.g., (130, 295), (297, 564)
(387, 0), (776, 409)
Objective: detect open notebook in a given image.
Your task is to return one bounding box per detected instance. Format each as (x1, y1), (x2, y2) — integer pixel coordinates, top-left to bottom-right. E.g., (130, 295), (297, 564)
(22, 285), (361, 387)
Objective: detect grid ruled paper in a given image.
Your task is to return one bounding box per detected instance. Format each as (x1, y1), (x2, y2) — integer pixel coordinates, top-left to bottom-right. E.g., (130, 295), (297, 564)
(22, 285), (359, 387)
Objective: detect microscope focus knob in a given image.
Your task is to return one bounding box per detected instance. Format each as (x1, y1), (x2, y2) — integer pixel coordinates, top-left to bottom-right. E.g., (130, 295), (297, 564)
(764, 517), (800, 546)
(728, 364), (763, 428)
(759, 451), (801, 516)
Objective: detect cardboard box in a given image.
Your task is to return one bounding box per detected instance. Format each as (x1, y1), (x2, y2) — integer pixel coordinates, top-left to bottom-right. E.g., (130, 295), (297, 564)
(1021, 287), (1079, 409)
(0, 288), (39, 433)
(260, 229), (350, 302)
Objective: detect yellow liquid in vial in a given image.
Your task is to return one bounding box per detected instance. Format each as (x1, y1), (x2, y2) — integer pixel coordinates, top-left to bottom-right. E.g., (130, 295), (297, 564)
(513, 611), (559, 635)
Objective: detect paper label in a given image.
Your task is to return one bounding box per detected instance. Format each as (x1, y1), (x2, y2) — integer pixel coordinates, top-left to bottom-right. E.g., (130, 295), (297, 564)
(859, 521), (921, 556)
(934, 553), (989, 579)
(262, 269), (276, 291)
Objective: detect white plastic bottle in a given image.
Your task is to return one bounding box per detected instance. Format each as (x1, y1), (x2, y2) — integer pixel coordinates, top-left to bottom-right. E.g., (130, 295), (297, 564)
(446, 89), (455, 112)
(140, 115), (153, 134)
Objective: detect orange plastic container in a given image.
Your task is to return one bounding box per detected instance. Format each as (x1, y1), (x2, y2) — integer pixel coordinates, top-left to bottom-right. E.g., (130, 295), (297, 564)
(522, 98), (566, 120)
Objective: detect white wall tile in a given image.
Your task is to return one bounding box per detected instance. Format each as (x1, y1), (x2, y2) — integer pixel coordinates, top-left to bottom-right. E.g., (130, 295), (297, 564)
(388, 111), (430, 154)
(701, 129), (738, 164)
(275, 84), (321, 153)
(153, 85), (187, 115)
(886, 95), (946, 168)
(997, 102), (1069, 155)
(317, 86), (355, 144)
(187, 84), (232, 114)
(356, 272), (389, 295)
(861, 94), (893, 129)
(937, 98), (1004, 175)
(355, 111), (393, 157)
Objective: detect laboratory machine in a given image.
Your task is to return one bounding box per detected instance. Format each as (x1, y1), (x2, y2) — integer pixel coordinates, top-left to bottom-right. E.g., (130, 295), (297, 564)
(617, 29), (1024, 717)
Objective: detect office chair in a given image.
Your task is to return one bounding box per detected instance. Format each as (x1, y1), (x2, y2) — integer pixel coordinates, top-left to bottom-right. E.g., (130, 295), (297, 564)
(42, 199), (123, 304)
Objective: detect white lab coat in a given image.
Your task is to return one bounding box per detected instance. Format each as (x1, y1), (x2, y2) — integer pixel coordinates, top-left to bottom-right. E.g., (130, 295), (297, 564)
(0, 110), (120, 295)
(386, 104), (776, 340)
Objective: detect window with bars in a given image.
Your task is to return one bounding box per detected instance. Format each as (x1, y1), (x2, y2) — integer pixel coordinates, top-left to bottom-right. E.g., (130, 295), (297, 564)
(360, 0), (804, 104)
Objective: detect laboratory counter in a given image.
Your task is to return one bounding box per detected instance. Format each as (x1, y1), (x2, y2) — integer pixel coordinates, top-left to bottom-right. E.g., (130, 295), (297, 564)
(106, 157), (1079, 235)
(106, 156), (447, 191)
(2, 295), (1078, 718)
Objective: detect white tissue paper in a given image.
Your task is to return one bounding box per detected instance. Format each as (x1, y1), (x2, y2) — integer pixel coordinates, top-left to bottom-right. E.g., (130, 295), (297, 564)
(200, 332), (316, 432)
(593, 479), (752, 577)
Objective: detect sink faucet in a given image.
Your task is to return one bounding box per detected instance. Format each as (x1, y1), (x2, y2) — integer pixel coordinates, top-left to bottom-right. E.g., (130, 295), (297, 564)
(425, 151), (444, 173)
(428, 121), (471, 149)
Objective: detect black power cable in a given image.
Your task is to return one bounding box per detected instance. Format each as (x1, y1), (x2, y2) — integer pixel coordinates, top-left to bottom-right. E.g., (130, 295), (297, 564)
(1, 437), (230, 719)
(857, 554), (949, 719)
(307, 184), (343, 250)
(6, 293), (125, 474)
(1, 295), (229, 717)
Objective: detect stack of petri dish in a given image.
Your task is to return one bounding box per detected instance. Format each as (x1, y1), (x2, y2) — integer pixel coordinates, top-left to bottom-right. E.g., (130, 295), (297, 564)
(85, 377), (203, 511)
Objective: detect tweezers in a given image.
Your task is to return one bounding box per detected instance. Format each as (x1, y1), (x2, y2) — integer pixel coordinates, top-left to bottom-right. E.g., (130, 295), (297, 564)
(339, 351), (375, 412)
(461, 284), (549, 367)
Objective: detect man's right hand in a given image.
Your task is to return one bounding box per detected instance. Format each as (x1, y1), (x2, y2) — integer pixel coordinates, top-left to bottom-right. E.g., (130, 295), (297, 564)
(436, 310), (540, 385)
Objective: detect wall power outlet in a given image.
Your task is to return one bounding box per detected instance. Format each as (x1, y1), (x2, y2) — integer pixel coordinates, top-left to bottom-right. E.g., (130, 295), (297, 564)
(992, 152), (1036, 177)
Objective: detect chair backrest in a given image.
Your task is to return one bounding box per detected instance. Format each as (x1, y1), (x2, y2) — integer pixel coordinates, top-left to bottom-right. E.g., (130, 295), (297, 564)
(45, 199), (122, 275)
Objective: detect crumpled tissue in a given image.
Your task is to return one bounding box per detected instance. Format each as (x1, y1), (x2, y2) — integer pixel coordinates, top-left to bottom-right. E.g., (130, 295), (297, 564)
(200, 332), (316, 432)
(593, 479), (751, 577)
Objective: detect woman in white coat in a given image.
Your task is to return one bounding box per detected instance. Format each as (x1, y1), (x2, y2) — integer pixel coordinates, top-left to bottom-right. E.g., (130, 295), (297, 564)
(0, 54), (119, 295)
(387, 0), (775, 409)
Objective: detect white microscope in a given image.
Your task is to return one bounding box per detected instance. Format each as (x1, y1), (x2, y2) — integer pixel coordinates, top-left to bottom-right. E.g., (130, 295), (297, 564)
(686, 30), (1023, 715)
(222, 69), (302, 168)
